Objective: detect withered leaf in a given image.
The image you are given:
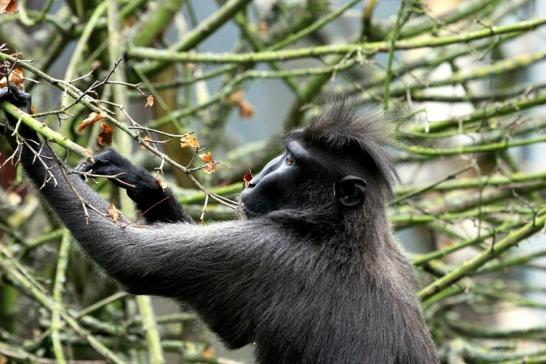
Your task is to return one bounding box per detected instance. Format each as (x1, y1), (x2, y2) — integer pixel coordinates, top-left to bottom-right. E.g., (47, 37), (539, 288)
(228, 90), (243, 104)
(0, 0), (17, 14)
(77, 112), (105, 132)
(145, 95), (154, 109)
(0, 67), (24, 88)
(238, 100), (254, 118)
(199, 151), (213, 163)
(180, 133), (200, 150)
(227, 90), (254, 119)
(242, 170), (253, 189)
(10, 67), (23, 86)
(203, 162), (216, 174)
(107, 203), (121, 223)
(97, 122), (114, 146)
(258, 20), (269, 36)
(201, 347), (215, 360)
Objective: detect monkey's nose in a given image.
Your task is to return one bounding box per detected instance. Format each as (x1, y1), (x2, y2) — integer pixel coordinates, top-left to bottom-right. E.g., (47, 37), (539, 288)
(247, 176), (260, 188)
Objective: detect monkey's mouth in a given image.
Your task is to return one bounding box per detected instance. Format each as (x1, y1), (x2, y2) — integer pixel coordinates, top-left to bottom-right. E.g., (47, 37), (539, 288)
(239, 202), (257, 219)
(239, 198), (266, 219)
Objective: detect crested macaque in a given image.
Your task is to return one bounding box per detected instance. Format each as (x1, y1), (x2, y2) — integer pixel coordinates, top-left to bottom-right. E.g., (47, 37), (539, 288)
(0, 85), (439, 364)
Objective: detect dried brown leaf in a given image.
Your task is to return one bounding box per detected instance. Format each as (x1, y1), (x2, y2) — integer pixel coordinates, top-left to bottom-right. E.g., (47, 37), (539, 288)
(180, 133), (200, 150)
(238, 99), (254, 118)
(10, 66), (23, 86)
(97, 122), (114, 146)
(258, 20), (269, 36)
(107, 203), (121, 223)
(0, 0), (17, 14)
(202, 347), (215, 360)
(77, 112), (105, 132)
(0, 67), (24, 88)
(227, 90), (244, 104)
(203, 162), (216, 174)
(228, 90), (254, 119)
(242, 170), (253, 189)
(145, 95), (154, 109)
(199, 151), (213, 163)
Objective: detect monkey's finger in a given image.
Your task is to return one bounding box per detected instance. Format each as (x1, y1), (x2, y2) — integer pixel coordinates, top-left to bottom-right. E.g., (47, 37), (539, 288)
(0, 85), (32, 115)
(7, 84), (31, 108)
(8, 84), (29, 99)
(0, 86), (9, 99)
(74, 160), (96, 179)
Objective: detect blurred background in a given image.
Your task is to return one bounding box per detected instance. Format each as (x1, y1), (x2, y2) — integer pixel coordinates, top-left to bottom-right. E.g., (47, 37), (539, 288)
(1, 0), (546, 363)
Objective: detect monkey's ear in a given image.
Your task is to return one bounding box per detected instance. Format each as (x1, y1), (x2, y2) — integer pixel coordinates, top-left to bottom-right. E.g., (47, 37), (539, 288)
(334, 176), (367, 207)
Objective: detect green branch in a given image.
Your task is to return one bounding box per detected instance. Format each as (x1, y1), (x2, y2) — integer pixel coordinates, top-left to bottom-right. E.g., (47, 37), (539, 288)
(138, 0), (253, 76)
(0, 102), (92, 158)
(0, 244), (126, 364)
(405, 92), (546, 136)
(127, 17), (546, 64)
(418, 209), (546, 301)
(402, 133), (546, 156)
(50, 229), (70, 364)
(383, 0), (409, 109)
(367, 48), (546, 103)
(396, 169), (546, 195)
(412, 220), (522, 266)
(131, 0), (186, 47)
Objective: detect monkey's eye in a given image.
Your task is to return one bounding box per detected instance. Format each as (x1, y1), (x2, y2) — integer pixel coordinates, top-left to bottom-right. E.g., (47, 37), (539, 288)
(285, 154), (295, 166)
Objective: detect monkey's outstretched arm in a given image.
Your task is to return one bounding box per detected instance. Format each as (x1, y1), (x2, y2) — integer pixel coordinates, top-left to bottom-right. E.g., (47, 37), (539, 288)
(0, 86), (293, 302)
(16, 135), (289, 305)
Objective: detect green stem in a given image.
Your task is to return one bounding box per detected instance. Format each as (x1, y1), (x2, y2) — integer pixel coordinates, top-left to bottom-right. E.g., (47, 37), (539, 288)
(396, 169), (546, 195)
(62, 2), (107, 108)
(402, 132), (546, 156)
(108, 1), (166, 362)
(418, 209), (546, 301)
(50, 229), (71, 364)
(78, 291), (129, 317)
(135, 296), (165, 364)
(383, 0), (409, 109)
(0, 102), (92, 158)
(405, 92), (546, 136)
(131, 0), (186, 47)
(138, 0), (253, 76)
(127, 17), (546, 64)
(0, 244), (126, 364)
(412, 221), (521, 266)
(372, 48), (546, 104)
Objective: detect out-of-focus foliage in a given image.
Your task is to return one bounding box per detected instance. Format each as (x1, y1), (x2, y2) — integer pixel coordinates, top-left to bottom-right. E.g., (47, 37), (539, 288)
(1, 0), (546, 363)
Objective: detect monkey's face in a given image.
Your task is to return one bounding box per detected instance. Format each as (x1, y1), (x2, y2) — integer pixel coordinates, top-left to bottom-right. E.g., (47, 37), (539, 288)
(240, 141), (304, 217)
(240, 139), (368, 218)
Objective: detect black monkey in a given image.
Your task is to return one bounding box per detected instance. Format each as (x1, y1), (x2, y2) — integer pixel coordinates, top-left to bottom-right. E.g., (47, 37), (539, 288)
(0, 85), (439, 364)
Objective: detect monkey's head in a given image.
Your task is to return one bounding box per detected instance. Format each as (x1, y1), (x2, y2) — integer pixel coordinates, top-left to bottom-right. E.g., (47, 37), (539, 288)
(240, 104), (395, 219)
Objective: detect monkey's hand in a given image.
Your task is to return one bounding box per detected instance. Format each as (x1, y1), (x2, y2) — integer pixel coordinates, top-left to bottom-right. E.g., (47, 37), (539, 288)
(0, 85), (36, 146)
(75, 148), (160, 192)
(76, 149), (189, 223)
(0, 84), (32, 114)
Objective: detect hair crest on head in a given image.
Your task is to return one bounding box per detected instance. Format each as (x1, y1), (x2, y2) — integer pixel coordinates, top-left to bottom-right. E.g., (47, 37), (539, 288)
(301, 100), (397, 195)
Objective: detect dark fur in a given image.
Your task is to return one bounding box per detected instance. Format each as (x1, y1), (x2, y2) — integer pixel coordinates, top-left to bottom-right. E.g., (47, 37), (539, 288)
(1, 88), (438, 364)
